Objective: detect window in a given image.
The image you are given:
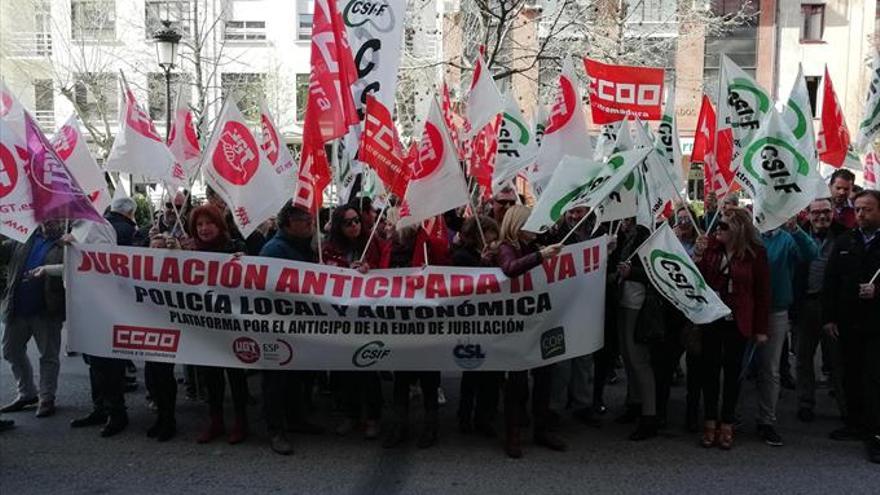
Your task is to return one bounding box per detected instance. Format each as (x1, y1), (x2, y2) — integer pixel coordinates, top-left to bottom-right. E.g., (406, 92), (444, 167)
(34, 79), (54, 129)
(221, 73), (265, 120)
(147, 73), (187, 122)
(73, 72), (118, 122)
(71, 0), (116, 41)
(35, 1), (53, 56)
(702, 30), (758, 91)
(224, 20), (266, 41)
(805, 75), (821, 117)
(297, 0), (314, 40)
(709, 0), (759, 19)
(801, 4), (825, 42)
(145, 1), (191, 38)
(296, 74), (310, 121)
(626, 0), (676, 24)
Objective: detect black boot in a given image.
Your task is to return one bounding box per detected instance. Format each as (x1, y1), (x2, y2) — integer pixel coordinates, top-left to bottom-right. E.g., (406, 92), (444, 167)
(629, 415), (658, 441)
(382, 423), (408, 448)
(685, 397), (699, 433)
(615, 404), (641, 424)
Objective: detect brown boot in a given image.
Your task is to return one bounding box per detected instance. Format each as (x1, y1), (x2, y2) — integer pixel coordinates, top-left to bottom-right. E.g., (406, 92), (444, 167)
(197, 413), (225, 444)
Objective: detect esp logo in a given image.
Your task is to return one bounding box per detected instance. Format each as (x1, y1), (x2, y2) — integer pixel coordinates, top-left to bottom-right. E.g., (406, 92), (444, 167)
(232, 337), (261, 364)
(113, 326), (180, 352)
(540, 327), (566, 360)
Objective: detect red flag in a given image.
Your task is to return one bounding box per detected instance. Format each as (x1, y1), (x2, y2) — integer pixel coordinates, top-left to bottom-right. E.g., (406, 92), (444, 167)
(411, 215), (451, 266)
(584, 58), (665, 124)
(818, 67), (851, 168)
(865, 152), (878, 189)
(359, 94), (410, 197)
(442, 82), (465, 158)
(293, 118), (332, 215)
(691, 95), (734, 195)
(468, 116), (501, 191)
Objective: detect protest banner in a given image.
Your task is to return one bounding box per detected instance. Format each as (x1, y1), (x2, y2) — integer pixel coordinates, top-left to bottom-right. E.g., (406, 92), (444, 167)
(65, 238), (608, 371)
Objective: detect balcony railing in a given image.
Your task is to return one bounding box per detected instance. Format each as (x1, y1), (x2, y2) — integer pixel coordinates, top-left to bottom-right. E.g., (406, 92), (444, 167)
(5, 32), (52, 57)
(34, 110), (55, 130)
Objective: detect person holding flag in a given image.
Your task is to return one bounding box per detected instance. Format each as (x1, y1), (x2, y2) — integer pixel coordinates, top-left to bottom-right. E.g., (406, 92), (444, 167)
(693, 208), (771, 450)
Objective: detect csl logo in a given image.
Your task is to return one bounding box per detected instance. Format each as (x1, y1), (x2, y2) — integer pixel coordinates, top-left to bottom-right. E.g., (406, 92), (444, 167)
(232, 337), (261, 364)
(113, 326), (180, 353)
(541, 327), (566, 360)
(213, 121), (260, 186)
(412, 122), (443, 179)
(649, 251), (709, 312)
(453, 342), (486, 369)
(0, 143), (19, 198)
(545, 76), (576, 134)
(742, 137), (809, 195)
(352, 340), (391, 368)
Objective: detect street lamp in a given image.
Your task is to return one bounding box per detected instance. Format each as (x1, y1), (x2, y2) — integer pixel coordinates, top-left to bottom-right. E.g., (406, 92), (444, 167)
(153, 20), (181, 141)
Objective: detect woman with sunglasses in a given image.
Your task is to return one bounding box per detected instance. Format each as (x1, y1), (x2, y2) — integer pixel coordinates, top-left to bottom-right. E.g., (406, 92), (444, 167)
(322, 206), (385, 440)
(693, 207), (770, 450)
(494, 205), (564, 458)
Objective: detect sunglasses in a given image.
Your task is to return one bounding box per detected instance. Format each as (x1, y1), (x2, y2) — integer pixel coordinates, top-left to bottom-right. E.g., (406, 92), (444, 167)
(495, 199), (516, 206)
(343, 217), (361, 227)
(716, 221), (730, 231)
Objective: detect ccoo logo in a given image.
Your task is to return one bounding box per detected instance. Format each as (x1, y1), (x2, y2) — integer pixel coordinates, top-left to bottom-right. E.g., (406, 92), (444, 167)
(540, 327), (566, 360)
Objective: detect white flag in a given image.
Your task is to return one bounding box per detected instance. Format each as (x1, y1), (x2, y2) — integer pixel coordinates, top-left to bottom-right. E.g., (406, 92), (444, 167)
(51, 115), (110, 214)
(734, 109), (827, 232)
(637, 223), (731, 325)
(591, 147), (651, 225)
(529, 59), (593, 195)
(534, 104), (548, 148)
(522, 155), (605, 233)
(593, 121), (622, 161)
(259, 99), (298, 197)
(0, 116), (38, 242)
(167, 88), (202, 180)
(398, 97), (469, 229)
(493, 95), (538, 189)
(718, 55), (774, 163)
(105, 78), (183, 185)
(856, 53), (880, 151)
(633, 121), (677, 227)
(201, 99), (289, 237)
(655, 87), (685, 192)
(464, 53), (504, 139)
(783, 65), (819, 170)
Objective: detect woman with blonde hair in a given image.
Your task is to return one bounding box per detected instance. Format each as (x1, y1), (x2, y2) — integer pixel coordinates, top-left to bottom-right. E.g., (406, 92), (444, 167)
(493, 205), (564, 458)
(693, 207), (770, 450)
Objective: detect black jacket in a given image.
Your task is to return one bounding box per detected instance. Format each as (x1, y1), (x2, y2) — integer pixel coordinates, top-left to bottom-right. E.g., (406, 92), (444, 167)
(822, 229), (880, 333)
(0, 235), (65, 324)
(105, 211), (140, 247)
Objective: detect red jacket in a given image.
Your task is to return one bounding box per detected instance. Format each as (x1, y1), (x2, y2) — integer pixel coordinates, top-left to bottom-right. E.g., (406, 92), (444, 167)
(697, 238), (771, 338)
(321, 239), (385, 269)
(496, 241), (542, 278)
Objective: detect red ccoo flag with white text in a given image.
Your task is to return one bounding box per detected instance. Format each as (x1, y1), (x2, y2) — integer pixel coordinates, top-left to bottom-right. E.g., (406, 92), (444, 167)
(818, 66), (852, 168)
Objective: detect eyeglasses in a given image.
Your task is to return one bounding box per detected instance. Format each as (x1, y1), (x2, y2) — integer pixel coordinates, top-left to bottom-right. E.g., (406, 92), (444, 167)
(810, 209), (832, 216)
(716, 221), (730, 231)
(343, 217), (361, 227)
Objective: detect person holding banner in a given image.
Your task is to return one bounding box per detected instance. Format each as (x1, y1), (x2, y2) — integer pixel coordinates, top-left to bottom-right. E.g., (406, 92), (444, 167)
(821, 190), (880, 463)
(494, 205), (565, 458)
(693, 208), (770, 450)
(188, 205), (250, 446)
(259, 202), (323, 456)
(322, 206), (385, 440)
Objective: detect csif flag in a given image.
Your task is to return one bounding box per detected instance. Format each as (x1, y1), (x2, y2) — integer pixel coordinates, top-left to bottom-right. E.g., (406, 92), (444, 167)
(201, 99), (289, 237)
(397, 97), (469, 229)
(856, 53), (880, 152)
(637, 222), (732, 324)
(52, 115), (111, 213)
(522, 155), (605, 233)
(492, 95), (538, 189)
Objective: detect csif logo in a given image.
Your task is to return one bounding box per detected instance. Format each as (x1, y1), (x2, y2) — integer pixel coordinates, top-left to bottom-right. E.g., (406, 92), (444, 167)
(725, 78), (771, 131)
(343, 0), (395, 32)
(540, 327), (566, 360)
(742, 137), (809, 195)
(648, 251), (709, 312)
(453, 341), (486, 369)
(352, 340), (391, 367)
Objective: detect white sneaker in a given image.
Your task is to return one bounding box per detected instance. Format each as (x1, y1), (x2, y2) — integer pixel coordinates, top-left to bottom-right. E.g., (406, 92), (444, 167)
(437, 387), (447, 406)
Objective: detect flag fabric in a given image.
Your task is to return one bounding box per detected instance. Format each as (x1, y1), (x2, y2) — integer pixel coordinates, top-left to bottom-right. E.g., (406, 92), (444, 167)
(637, 222), (732, 324)
(818, 66), (853, 168)
(492, 95), (538, 190)
(397, 97), (469, 229)
(464, 51), (504, 139)
(0, 81), (27, 141)
(528, 58), (593, 195)
(167, 88), (201, 180)
(202, 100), (289, 237)
(634, 120), (678, 226)
(783, 65), (819, 170)
(593, 121), (621, 160)
(259, 99), (298, 196)
(294, 118), (333, 215)
(718, 55), (774, 159)
(52, 115), (110, 213)
(468, 116), (501, 192)
(105, 78), (182, 185)
(0, 117), (38, 241)
(24, 113), (103, 223)
(864, 151), (878, 189)
(692, 94), (734, 195)
(592, 134), (649, 225)
(584, 57), (665, 124)
(856, 53), (880, 151)
(359, 93), (410, 197)
(533, 104), (548, 148)
(655, 87), (685, 193)
(734, 109), (827, 232)
(522, 155), (606, 233)
(441, 82), (465, 158)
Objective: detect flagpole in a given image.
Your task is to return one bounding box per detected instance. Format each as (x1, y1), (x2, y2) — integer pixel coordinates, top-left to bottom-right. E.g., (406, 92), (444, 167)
(466, 193), (488, 248)
(869, 267), (880, 285)
(624, 221), (666, 263)
(316, 211), (323, 264)
(422, 240), (430, 266)
(656, 151), (703, 236)
(559, 209), (596, 245)
(359, 206), (387, 264)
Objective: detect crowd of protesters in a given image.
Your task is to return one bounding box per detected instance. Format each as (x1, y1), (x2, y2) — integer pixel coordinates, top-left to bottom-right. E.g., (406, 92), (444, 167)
(1, 169), (878, 465)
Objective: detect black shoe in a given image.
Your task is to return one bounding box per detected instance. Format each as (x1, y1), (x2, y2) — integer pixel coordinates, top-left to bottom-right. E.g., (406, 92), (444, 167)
(147, 419), (161, 438)
(287, 421), (325, 435)
(270, 433), (293, 455)
(572, 408), (601, 427)
(100, 415), (129, 438)
(797, 408), (815, 423)
(71, 411), (108, 428)
(0, 396), (38, 413)
(615, 405), (641, 425)
(780, 374), (796, 391)
(156, 421), (177, 442)
(0, 419), (14, 432)
(629, 416), (658, 441)
(868, 436), (880, 464)
(416, 425), (438, 449)
(830, 426), (865, 441)
(474, 422), (496, 438)
(382, 425), (408, 449)
(534, 431), (567, 451)
(757, 424), (784, 446)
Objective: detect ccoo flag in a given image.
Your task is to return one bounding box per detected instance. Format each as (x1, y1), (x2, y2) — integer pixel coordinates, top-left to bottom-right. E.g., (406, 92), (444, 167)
(637, 222), (731, 325)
